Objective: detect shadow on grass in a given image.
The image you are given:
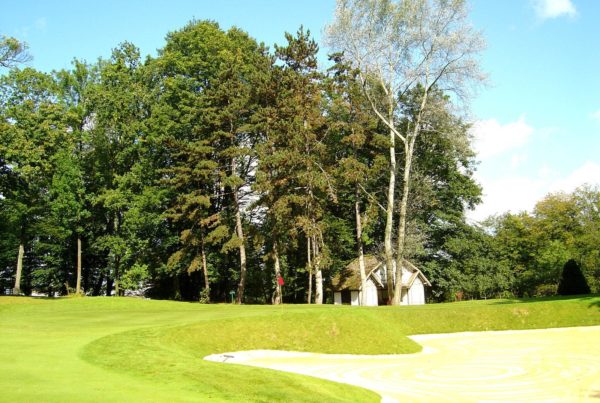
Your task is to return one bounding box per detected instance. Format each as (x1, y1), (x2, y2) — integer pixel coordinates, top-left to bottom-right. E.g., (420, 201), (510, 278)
(490, 294), (600, 305)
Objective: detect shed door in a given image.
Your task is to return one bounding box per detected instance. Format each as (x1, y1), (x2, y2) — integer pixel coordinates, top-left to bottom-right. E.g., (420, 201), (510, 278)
(341, 289), (351, 304)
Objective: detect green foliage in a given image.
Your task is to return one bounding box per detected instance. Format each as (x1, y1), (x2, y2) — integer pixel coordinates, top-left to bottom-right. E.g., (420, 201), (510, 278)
(534, 284), (557, 297)
(0, 67), (74, 294)
(428, 222), (513, 300)
(557, 259), (591, 295)
(254, 27), (336, 303)
(149, 20), (274, 302)
(6, 17), (594, 304)
(198, 287), (210, 304)
(394, 87), (483, 300)
(120, 263), (150, 291)
(491, 187), (600, 297)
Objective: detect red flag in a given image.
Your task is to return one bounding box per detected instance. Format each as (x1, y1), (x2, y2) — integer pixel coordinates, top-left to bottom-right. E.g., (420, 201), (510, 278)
(277, 275), (284, 286)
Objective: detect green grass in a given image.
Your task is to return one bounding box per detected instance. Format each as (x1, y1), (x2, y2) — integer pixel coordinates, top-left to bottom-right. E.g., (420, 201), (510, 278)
(1, 295), (599, 402)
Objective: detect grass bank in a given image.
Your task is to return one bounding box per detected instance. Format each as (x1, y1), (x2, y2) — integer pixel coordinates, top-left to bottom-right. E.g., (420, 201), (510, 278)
(1, 295), (598, 402)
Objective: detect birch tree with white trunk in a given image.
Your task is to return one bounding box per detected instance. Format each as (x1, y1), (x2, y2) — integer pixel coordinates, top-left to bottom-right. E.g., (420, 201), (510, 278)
(326, 0), (485, 304)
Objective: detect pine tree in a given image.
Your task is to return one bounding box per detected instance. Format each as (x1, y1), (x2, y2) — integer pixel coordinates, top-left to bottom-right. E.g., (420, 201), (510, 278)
(150, 21), (272, 302)
(261, 27), (334, 304)
(325, 54), (387, 304)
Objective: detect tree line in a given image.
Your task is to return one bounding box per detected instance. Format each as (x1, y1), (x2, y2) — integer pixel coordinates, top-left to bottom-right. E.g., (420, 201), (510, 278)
(1, 2), (597, 303)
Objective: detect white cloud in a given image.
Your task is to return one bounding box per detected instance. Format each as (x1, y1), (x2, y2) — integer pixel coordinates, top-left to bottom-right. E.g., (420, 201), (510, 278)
(468, 113), (599, 221)
(537, 164), (553, 178)
(470, 116), (533, 160)
(590, 109), (600, 122)
(468, 161), (600, 222)
(469, 175), (545, 221)
(511, 153), (528, 169)
(549, 161), (600, 193)
(532, 0), (577, 20)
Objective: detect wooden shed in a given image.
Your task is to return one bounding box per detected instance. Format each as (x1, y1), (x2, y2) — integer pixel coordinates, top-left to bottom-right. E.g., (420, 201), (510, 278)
(331, 255), (431, 306)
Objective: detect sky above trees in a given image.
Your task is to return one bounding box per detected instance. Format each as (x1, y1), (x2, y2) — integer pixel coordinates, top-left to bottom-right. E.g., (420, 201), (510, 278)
(2, 0), (598, 221)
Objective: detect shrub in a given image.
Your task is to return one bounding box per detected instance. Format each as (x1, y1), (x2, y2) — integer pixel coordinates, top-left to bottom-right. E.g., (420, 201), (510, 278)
(534, 284), (557, 297)
(557, 259), (591, 295)
(198, 288), (210, 304)
(121, 264), (150, 293)
(498, 290), (516, 299)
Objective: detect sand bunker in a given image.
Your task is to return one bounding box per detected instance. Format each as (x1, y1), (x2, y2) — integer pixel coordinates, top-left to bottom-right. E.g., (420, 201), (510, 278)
(205, 326), (600, 402)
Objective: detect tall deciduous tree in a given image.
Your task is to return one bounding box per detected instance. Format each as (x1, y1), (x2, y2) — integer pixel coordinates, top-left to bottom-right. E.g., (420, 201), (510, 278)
(573, 186), (600, 292)
(55, 61), (95, 294)
(398, 86), (482, 300)
(0, 36), (31, 68)
(88, 42), (147, 296)
(0, 68), (67, 294)
(45, 149), (88, 294)
(490, 186), (600, 297)
(326, 0), (484, 304)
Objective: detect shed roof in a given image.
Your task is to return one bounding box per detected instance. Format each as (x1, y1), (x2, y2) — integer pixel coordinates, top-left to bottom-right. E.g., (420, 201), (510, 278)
(331, 255), (431, 291)
(330, 255), (381, 292)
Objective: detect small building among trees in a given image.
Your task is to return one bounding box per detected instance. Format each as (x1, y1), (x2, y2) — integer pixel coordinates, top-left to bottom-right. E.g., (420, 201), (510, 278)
(331, 255), (430, 306)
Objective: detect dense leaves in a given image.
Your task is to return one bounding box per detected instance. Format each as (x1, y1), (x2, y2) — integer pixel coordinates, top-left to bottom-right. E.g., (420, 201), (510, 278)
(1, 20), (596, 302)
(558, 259), (591, 296)
(489, 187), (600, 298)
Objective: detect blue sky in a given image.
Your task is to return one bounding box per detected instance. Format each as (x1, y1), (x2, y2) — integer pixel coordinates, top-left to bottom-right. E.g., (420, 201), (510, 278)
(2, 0), (599, 220)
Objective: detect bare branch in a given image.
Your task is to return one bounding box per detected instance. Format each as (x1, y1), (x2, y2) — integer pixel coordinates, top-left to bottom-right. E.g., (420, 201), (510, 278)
(358, 182), (386, 212)
(358, 72), (407, 143)
(0, 36), (32, 68)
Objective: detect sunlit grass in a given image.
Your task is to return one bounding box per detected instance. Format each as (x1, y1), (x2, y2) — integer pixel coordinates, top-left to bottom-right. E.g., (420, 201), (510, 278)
(1, 295), (598, 402)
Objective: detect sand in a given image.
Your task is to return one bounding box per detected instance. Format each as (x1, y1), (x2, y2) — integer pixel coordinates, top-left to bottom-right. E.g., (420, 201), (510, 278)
(204, 326), (600, 402)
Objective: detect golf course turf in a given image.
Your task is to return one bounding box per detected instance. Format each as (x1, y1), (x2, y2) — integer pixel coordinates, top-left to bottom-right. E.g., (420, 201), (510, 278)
(1, 295), (599, 402)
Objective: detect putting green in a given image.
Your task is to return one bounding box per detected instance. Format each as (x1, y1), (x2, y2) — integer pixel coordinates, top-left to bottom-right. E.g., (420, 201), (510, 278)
(206, 326), (600, 402)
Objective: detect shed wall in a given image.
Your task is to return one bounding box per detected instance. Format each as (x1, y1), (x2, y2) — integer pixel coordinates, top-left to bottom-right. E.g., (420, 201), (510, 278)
(408, 278), (425, 305)
(350, 291), (360, 306)
(363, 279), (379, 306)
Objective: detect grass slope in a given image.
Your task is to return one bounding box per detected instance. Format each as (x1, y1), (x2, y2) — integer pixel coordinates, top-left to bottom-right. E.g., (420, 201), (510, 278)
(1, 295), (599, 402)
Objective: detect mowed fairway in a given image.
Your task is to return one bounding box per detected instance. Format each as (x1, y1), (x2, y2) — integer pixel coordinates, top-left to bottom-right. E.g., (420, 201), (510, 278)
(1, 296), (599, 402)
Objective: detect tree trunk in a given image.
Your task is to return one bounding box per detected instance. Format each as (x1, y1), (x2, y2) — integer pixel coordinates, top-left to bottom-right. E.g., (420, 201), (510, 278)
(272, 242), (282, 305)
(233, 158), (248, 304)
(307, 237), (312, 304)
(76, 236), (82, 295)
(174, 275), (181, 300)
(13, 243), (24, 295)
(355, 190), (367, 306)
(392, 139), (414, 305)
(392, 92), (427, 306)
(114, 256), (120, 297)
(200, 232), (210, 300)
(93, 272), (104, 296)
(313, 235), (323, 304)
(105, 276), (113, 297)
(384, 101), (396, 303)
